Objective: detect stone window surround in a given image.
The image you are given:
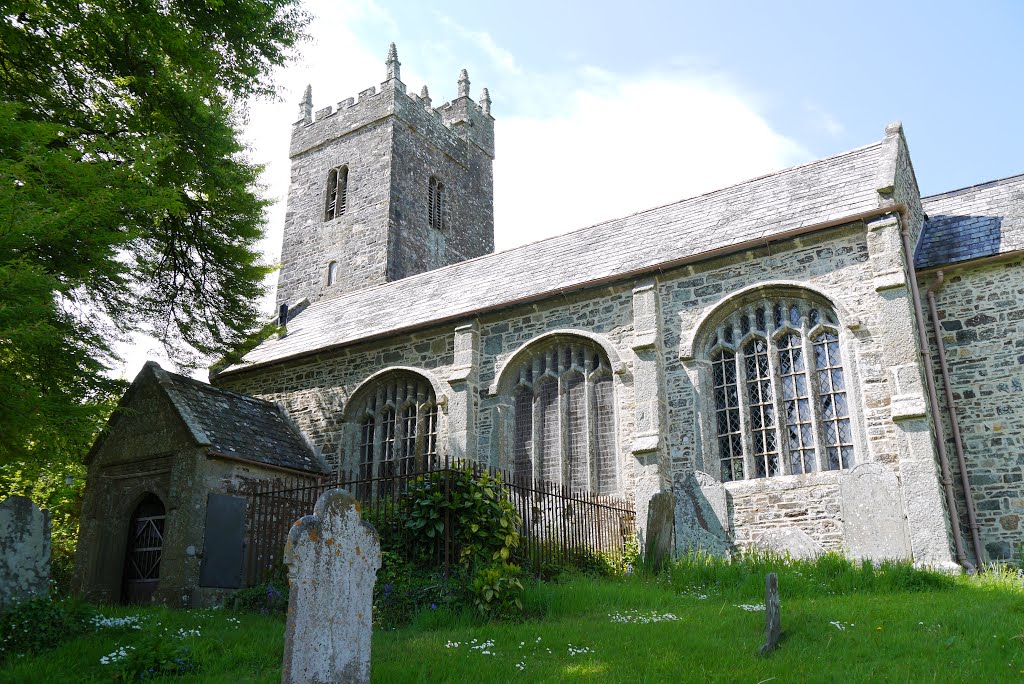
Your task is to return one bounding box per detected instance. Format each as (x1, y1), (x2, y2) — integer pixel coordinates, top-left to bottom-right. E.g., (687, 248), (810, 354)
(681, 282), (869, 487)
(428, 175), (447, 231)
(323, 165), (349, 222)
(341, 367), (449, 477)
(490, 331), (627, 495)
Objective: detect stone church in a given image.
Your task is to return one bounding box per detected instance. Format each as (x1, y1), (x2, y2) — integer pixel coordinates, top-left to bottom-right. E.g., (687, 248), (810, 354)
(75, 44), (1024, 603)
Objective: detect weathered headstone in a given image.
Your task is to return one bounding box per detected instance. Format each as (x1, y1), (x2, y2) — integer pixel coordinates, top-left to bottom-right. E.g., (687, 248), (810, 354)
(282, 489), (381, 684)
(0, 496), (51, 611)
(840, 462), (911, 560)
(644, 491), (675, 570)
(759, 572), (781, 655)
(674, 471), (729, 556)
(754, 527), (822, 559)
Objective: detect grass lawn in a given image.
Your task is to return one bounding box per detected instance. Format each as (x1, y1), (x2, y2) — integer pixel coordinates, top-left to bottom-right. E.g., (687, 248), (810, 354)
(2, 560), (1023, 682)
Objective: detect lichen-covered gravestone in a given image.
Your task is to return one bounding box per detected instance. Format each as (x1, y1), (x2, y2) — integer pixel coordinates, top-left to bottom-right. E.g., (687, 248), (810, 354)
(282, 489), (381, 684)
(840, 462), (911, 560)
(673, 471), (729, 556)
(759, 572), (781, 655)
(0, 495), (51, 611)
(644, 491), (675, 570)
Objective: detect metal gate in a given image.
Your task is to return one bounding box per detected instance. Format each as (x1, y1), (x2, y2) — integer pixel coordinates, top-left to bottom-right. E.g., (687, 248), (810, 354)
(122, 494), (165, 604)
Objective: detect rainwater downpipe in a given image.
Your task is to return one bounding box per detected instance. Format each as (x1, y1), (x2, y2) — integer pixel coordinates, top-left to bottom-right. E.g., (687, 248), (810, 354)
(898, 214), (968, 568)
(924, 270), (983, 566)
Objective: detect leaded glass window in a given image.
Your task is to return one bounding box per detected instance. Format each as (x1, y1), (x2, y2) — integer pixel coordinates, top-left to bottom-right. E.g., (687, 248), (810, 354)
(708, 296), (853, 481)
(359, 416), (375, 480)
(712, 348), (743, 481)
(815, 331), (853, 470)
(507, 337), (618, 494)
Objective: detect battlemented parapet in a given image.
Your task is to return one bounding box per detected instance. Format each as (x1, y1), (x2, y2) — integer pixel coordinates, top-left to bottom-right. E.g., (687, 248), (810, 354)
(289, 54), (494, 163)
(275, 44), (495, 309)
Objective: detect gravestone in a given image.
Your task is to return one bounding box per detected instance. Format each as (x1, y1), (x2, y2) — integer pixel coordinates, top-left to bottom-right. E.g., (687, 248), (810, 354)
(282, 489), (381, 684)
(644, 491), (675, 570)
(674, 471), (729, 556)
(755, 527), (822, 559)
(0, 496), (51, 611)
(840, 463), (911, 560)
(759, 572), (781, 655)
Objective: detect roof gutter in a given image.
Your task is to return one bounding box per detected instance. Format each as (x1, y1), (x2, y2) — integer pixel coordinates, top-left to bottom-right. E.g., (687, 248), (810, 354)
(206, 449), (327, 477)
(221, 204), (910, 378)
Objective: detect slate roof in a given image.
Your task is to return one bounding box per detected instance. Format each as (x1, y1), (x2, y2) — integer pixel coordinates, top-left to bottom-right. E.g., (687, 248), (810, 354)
(223, 139), (891, 374)
(155, 365), (327, 473)
(916, 174), (1024, 270)
(90, 362), (328, 473)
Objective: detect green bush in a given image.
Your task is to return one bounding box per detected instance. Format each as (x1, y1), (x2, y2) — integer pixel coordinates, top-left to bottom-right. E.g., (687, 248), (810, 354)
(373, 551), (466, 628)
(103, 630), (197, 681)
(0, 595), (95, 662)
(223, 583), (288, 614)
(471, 562), (524, 621)
(405, 466), (521, 570)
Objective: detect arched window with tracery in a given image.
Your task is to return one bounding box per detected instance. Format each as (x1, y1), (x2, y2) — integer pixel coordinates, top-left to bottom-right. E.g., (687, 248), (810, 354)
(325, 165), (348, 221)
(504, 336), (618, 494)
(704, 294), (854, 482)
(345, 370), (441, 482)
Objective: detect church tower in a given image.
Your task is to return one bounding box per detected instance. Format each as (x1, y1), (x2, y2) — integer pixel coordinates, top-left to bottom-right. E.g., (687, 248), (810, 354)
(275, 44), (495, 310)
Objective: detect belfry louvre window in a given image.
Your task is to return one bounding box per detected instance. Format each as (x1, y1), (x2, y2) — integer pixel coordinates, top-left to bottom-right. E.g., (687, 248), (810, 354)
(708, 297), (853, 482)
(324, 166), (348, 221)
(428, 176), (445, 230)
(508, 338), (617, 494)
(348, 371), (439, 479)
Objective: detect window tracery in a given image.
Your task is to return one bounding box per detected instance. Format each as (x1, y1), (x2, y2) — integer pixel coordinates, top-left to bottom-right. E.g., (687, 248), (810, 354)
(506, 337), (618, 494)
(706, 296), (854, 482)
(347, 371), (439, 481)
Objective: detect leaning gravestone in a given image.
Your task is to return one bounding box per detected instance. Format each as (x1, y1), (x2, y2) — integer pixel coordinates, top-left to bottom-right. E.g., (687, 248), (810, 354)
(840, 462), (911, 560)
(759, 572), (781, 655)
(644, 491), (675, 570)
(755, 527), (822, 560)
(0, 495), (51, 611)
(282, 489), (381, 684)
(673, 471), (729, 556)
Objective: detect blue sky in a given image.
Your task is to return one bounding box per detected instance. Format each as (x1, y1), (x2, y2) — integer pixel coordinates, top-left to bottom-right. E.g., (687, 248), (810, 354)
(118, 0), (1024, 377)
(240, 0), (1024, 251)
(277, 0), (1023, 194)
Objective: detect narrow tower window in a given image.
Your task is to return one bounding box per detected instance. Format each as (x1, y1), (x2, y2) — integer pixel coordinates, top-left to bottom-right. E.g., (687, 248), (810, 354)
(327, 261), (339, 286)
(325, 166), (348, 221)
(428, 176), (445, 230)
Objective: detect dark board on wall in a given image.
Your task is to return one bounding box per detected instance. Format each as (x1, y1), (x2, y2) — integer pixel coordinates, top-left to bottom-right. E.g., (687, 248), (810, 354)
(199, 494), (246, 588)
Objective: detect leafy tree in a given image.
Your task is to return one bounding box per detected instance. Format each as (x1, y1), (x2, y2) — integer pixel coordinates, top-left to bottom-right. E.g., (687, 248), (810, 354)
(0, 0), (308, 465)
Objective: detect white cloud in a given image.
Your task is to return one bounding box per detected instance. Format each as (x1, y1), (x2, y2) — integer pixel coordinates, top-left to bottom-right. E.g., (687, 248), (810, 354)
(804, 100), (845, 137)
(437, 15), (522, 75)
(494, 77), (808, 249)
(114, 4), (807, 380)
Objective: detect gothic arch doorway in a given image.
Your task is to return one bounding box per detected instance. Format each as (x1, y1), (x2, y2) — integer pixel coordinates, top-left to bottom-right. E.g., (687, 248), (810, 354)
(121, 493), (165, 604)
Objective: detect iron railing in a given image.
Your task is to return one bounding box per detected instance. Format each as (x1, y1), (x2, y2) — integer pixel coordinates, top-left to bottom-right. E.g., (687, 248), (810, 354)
(243, 458), (636, 586)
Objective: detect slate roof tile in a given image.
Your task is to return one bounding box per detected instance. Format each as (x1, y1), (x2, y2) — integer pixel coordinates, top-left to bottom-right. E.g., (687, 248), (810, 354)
(916, 174), (1024, 269)
(223, 141), (890, 374)
(156, 365), (327, 474)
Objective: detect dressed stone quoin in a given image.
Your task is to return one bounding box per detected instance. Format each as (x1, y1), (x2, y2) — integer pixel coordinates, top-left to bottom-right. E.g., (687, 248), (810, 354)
(73, 44), (1024, 605)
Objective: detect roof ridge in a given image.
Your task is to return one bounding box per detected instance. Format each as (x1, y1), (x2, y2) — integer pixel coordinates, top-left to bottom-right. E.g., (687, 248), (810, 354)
(923, 172), (1024, 202)
(163, 368), (282, 409)
(285, 138), (885, 321)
